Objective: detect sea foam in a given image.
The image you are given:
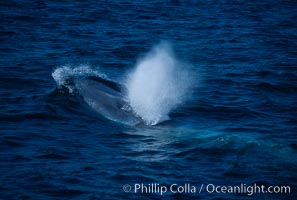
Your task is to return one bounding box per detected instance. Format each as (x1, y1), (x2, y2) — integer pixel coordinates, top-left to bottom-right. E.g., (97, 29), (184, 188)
(52, 65), (107, 93)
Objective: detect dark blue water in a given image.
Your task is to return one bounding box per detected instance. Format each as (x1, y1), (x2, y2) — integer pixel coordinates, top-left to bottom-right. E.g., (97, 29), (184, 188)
(1, 1), (297, 199)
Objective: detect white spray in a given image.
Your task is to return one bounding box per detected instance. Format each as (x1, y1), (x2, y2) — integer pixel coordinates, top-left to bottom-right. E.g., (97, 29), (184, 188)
(126, 43), (192, 125)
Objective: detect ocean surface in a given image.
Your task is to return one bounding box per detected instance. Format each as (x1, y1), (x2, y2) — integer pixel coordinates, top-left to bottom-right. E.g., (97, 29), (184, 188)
(1, 1), (297, 199)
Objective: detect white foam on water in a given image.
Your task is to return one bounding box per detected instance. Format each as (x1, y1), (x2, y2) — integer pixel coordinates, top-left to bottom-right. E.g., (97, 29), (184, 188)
(52, 65), (107, 93)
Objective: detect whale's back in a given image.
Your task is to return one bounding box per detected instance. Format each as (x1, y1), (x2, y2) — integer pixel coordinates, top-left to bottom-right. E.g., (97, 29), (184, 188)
(75, 78), (140, 125)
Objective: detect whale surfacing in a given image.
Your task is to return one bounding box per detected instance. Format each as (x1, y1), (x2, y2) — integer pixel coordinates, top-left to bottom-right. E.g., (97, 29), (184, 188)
(74, 78), (140, 125)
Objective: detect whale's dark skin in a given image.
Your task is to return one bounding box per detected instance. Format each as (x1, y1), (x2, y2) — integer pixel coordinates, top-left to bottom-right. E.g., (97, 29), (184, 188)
(74, 78), (141, 125)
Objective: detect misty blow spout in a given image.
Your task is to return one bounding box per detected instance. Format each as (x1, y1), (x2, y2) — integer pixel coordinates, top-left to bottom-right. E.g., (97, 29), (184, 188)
(126, 43), (192, 125)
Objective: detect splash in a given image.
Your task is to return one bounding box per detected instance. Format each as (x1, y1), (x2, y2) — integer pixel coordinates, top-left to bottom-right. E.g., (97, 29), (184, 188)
(126, 43), (192, 125)
(52, 65), (107, 93)
(51, 45), (193, 126)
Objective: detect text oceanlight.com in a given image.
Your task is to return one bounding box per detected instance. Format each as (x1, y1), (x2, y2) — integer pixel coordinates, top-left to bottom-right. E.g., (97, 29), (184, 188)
(123, 183), (291, 196)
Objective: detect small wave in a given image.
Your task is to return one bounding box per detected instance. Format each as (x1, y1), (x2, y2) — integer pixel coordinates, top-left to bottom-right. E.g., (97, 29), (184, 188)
(0, 113), (60, 122)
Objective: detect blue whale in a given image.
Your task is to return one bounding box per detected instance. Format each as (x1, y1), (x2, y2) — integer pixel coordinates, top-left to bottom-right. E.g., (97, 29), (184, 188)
(74, 77), (141, 125)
